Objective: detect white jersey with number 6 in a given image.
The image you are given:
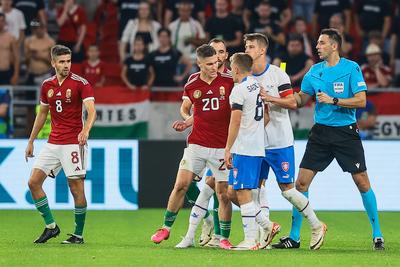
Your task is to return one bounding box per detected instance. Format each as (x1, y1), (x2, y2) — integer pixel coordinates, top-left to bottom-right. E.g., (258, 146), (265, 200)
(229, 75), (265, 157)
(252, 64), (294, 149)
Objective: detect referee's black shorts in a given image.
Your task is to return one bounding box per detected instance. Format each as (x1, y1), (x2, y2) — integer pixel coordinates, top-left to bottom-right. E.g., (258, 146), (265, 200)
(299, 123), (367, 174)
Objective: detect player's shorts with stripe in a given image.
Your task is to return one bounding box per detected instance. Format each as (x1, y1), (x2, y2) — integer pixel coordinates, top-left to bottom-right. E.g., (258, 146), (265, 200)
(179, 144), (229, 182)
(300, 123), (366, 174)
(33, 143), (87, 179)
(228, 154), (263, 190)
(260, 145), (295, 184)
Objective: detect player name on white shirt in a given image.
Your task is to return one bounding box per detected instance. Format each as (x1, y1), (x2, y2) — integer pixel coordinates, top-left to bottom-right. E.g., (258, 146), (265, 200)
(230, 76), (265, 157)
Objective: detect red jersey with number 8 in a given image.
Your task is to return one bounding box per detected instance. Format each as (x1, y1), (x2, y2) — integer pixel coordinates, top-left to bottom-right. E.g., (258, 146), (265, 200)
(183, 72), (233, 148)
(40, 72), (95, 145)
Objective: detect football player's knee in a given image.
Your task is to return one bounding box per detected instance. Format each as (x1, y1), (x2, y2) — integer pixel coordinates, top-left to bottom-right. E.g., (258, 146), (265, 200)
(28, 179), (38, 191)
(295, 179), (308, 192)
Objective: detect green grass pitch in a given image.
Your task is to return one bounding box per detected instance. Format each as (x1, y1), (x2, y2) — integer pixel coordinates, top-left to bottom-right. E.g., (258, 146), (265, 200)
(0, 210), (399, 266)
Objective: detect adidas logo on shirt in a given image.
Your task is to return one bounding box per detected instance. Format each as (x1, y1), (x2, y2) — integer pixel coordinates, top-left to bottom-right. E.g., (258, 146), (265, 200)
(206, 90), (213, 95)
(56, 92), (62, 96)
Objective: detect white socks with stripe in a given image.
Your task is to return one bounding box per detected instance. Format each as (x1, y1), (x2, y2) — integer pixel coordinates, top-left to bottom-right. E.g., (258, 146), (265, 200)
(282, 188), (321, 229)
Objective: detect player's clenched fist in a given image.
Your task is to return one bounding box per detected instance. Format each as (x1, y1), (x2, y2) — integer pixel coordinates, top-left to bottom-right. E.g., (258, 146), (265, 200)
(172, 120), (189, 132)
(25, 142), (34, 162)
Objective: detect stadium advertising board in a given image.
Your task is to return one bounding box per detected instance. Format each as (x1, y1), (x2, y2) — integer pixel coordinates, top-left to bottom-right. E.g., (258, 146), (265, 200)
(0, 140), (139, 210)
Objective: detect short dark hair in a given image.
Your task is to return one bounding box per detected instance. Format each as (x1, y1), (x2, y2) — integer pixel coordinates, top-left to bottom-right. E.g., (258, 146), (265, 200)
(208, 38), (226, 47)
(158, 27), (171, 37)
(244, 33), (269, 48)
(258, 0), (271, 7)
(196, 44), (216, 59)
(230, 52), (253, 73)
(51, 45), (71, 60)
(288, 33), (304, 46)
(320, 28), (342, 51)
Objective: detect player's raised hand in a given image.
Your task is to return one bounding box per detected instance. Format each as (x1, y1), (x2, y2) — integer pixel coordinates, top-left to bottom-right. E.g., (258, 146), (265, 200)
(317, 91), (333, 104)
(25, 142), (34, 162)
(224, 149), (233, 169)
(172, 120), (188, 132)
(78, 130), (89, 145)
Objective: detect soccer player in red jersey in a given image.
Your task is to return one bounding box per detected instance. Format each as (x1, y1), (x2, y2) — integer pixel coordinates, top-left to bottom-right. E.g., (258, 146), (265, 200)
(151, 44), (234, 249)
(25, 45), (96, 244)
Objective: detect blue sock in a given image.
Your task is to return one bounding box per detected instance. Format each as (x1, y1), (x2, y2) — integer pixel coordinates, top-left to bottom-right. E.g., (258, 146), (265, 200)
(361, 188), (382, 238)
(289, 191), (308, 242)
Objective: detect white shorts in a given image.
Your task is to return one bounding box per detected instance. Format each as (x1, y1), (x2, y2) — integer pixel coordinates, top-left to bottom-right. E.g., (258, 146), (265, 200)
(179, 144), (229, 182)
(33, 143), (87, 179)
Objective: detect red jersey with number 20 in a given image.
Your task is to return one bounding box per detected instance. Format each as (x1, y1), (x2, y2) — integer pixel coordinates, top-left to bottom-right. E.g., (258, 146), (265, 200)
(183, 72), (233, 148)
(40, 72), (95, 145)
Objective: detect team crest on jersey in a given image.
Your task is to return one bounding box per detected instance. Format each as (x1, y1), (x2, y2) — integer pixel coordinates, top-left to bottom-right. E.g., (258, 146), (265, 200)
(47, 89), (54, 98)
(193, 90), (202, 99)
(66, 89), (72, 103)
(333, 82), (344, 93)
(233, 168), (238, 178)
(281, 162), (289, 172)
(219, 86), (225, 100)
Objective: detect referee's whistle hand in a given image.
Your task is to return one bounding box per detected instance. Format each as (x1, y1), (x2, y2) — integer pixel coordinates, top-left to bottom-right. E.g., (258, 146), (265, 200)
(317, 92), (333, 104)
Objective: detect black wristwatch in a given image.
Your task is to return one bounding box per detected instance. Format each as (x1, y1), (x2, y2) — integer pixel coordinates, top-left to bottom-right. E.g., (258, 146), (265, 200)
(333, 97), (339, 105)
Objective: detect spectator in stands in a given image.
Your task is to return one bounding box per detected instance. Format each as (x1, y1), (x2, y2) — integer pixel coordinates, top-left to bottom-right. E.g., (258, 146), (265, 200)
(390, 12), (400, 86)
(230, 0), (246, 30)
(354, 0), (391, 43)
(273, 34), (313, 88)
(24, 20), (55, 86)
(361, 44), (392, 89)
(121, 36), (154, 90)
(164, 0), (205, 27)
(169, 0), (206, 62)
(292, 16), (313, 57)
(292, 0), (315, 23)
(119, 1), (161, 62)
(329, 13), (353, 58)
(312, 0), (350, 38)
(0, 89), (10, 138)
(248, 1), (285, 59)
(367, 31), (390, 66)
(244, 0), (291, 31)
(82, 45), (106, 88)
(0, 0), (26, 45)
(356, 100), (377, 140)
(148, 28), (192, 87)
(44, 0), (59, 39)
(0, 13), (19, 85)
(205, 0), (243, 55)
(56, 0), (87, 63)
(116, 0), (141, 38)
(14, 0), (46, 36)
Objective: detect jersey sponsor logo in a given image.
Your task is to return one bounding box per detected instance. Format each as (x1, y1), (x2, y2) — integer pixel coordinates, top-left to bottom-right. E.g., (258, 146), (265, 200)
(281, 162), (289, 172)
(193, 90), (202, 99)
(355, 163), (360, 169)
(48, 89), (54, 98)
(333, 82), (344, 93)
(206, 89), (213, 95)
(66, 89), (72, 103)
(358, 81), (366, 87)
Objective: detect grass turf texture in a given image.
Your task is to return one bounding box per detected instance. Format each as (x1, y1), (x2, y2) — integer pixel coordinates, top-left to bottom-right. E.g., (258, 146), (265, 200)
(0, 210), (399, 266)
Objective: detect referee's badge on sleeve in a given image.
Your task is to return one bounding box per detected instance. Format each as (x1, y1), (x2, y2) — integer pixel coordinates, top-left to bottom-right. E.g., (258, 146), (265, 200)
(333, 82), (344, 93)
